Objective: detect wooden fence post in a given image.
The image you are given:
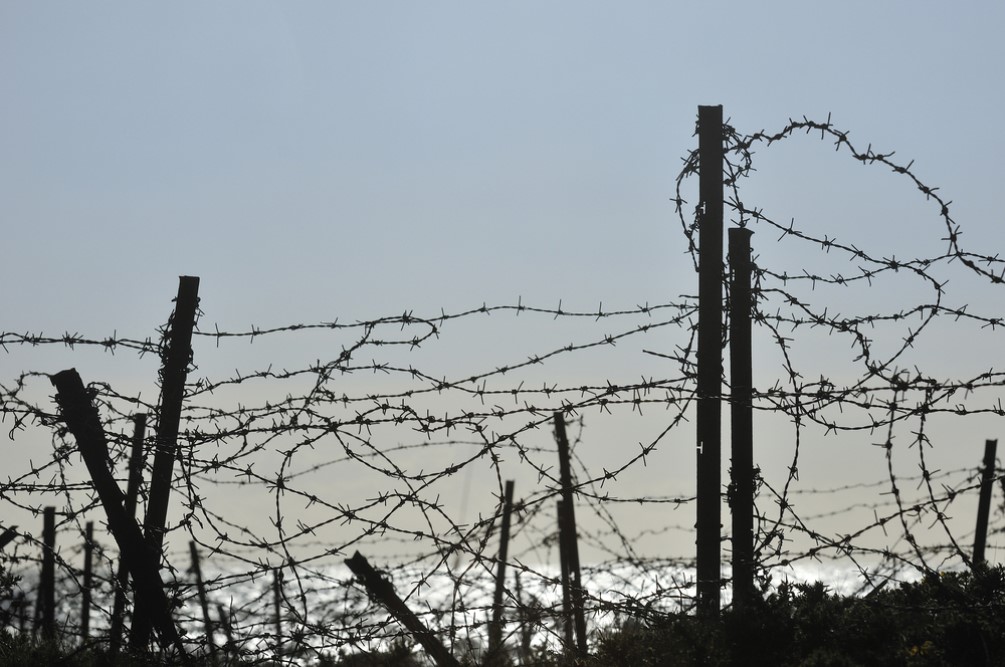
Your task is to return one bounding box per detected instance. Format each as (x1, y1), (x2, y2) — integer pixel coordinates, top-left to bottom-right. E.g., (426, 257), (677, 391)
(81, 521), (94, 640)
(554, 414), (587, 656)
(135, 276), (200, 648)
(49, 369), (189, 660)
(487, 480), (515, 664)
(40, 506), (56, 641)
(974, 439), (998, 566)
(110, 413), (147, 654)
(696, 103), (725, 616)
(728, 226), (755, 609)
(345, 551), (460, 667)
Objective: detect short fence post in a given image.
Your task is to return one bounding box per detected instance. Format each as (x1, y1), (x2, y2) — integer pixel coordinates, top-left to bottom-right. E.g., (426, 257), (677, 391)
(81, 521), (94, 640)
(557, 499), (575, 651)
(696, 103), (725, 616)
(40, 506), (56, 641)
(514, 570), (533, 666)
(14, 592), (27, 635)
(487, 480), (515, 665)
(110, 413), (147, 655)
(554, 414), (587, 656)
(0, 526), (17, 551)
(273, 570), (283, 658)
(216, 603), (235, 655)
(728, 226), (755, 609)
(190, 542), (218, 666)
(974, 439), (998, 566)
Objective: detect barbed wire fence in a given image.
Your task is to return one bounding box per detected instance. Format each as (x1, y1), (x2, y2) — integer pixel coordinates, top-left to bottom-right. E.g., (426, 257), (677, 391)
(1, 106), (1004, 664)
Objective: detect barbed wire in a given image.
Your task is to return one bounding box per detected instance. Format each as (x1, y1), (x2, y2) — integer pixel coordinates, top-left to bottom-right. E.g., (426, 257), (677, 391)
(0, 112), (1003, 664)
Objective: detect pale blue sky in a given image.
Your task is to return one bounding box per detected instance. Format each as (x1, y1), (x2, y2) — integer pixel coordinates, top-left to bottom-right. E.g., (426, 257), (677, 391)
(4, 2), (1002, 327)
(2, 3), (1004, 570)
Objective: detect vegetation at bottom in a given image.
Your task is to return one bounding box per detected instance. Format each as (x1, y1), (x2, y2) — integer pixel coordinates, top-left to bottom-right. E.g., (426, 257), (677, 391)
(2, 566), (1005, 666)
(590, 564), (1005, 667)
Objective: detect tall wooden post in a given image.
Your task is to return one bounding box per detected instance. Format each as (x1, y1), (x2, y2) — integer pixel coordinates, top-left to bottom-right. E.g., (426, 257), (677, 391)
(134, 276), (199, 647)
(696, 104), (724, 615)
(729, 226), (755, 609)
(974, 439), (998, 566)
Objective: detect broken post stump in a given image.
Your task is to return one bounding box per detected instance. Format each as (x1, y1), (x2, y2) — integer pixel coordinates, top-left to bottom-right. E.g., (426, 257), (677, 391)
(345, 551), (460, 667)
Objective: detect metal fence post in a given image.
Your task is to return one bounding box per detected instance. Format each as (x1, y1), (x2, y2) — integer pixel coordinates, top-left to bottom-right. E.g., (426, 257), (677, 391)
(696, 104), (725, 616)
(729, 226), (755, 609)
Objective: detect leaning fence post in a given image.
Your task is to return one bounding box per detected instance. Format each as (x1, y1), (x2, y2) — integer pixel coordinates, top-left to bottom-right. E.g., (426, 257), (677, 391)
(728, 226), (755, 609)
(133, 276), (200, 648)
(974, 439), (998, 566)
(346, 551), (460, 667)
(49, 369), (189, 660)
(40, 506), (56, 641)
(110, 413), (147, 655)
(554, 414), (587, 657)
(696, 103), (725, 616)
(81, 521), (94, 641)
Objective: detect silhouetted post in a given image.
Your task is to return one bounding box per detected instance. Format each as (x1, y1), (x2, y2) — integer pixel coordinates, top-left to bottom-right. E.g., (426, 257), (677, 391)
(346, 552), (460, 667)
(81, 521), (94, 640)
(974, 439), (998, 566)
(14, 592), (27, 635)
(728, 227), (755, 609)
(216, 603), (235, 655)
(273, 570), (283, 658)
(49, 369), (189, 660)
(487, 480), (515, 665)
(514, 570), (533, 666)
(190, 542), (218, 666)
(557, 500), (574, 651)
(0, 526), (17, 551)
(110, 414), (147, 654)
(696, 104), (724, 616)
(135, 275), (199, 648)
(40, 506), (56, 641)
(554, 414), (587, 656)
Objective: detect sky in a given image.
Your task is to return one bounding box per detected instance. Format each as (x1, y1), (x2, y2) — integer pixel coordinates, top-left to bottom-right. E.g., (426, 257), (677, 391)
(2, 2), (1005, 586)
